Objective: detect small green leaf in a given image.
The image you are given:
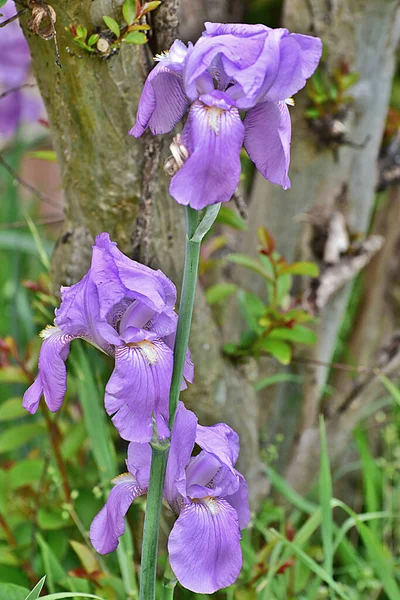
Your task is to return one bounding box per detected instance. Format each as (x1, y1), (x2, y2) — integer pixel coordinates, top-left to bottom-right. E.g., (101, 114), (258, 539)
(236, 290), (266, 333)
(122, 0), (136, 25)
(341, 72), (359, 90)
(9, 459), (44, 489)
(123, 31), (147, 44)
(103, 15), (120, 38)
(205, 283), (237, 305)
(216, 206), (247, 231)
(0, 397), (26, 421)
(26, 150), (57, 162)
(226, 253), (273, 281)
(0, 0), (8, 8)
(269, 325), (317, 346)
(139, 1), (161, 16)
(70, 541), (99, 574)
(254, 373), (301, 391)
(75, 25), (87, 39)
(0, 583), (30, 600)
(306, 107), (321, 119)
(0, 424), (44, 453)
(190, 204), (221, 242)
(38, 509), (71, 530)
(87, 33), (99, 46)
(261, 339), (292, 364)
(279, 261), (319, 277)
(0, 366), (28, 383)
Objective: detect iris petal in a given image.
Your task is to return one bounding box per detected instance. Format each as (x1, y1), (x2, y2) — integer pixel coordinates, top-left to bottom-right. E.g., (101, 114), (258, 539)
(90, 474), (144, 554)
(168, 498), (242, 594)
(105, 340), (173, 443)
(244, 100), (291, 189)
(170, 100), (244, 208)
(22, 326), (73, 414)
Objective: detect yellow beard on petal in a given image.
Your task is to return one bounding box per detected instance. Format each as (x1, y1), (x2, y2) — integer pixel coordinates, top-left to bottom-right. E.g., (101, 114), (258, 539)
(193, 496), (220, 516)
(205, 106), (223, 134)
(128, 340), (159, 365)
(39, 324), (62, 339)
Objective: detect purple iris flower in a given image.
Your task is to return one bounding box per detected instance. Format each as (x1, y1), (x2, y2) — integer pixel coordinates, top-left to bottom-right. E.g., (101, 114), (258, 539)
(0, 1), (41, 138)
(23, 233), (193, 443)
(90, 402), (250, 594)
(130, 22), (322, 209)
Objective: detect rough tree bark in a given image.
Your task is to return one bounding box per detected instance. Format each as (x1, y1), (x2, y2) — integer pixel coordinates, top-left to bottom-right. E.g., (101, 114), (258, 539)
(21, 0), (268, 505)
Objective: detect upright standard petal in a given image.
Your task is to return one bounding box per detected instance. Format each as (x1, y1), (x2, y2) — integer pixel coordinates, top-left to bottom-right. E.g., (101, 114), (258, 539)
(244, 100), (291, 189)
(130, 40), (190, 137)
(92, 233), (176, 318)
(170, 98), (245, 208)
(22, 326), (73, 414)
(196, 422), (240, 467)
(105, 340), (173, 443)
(90, 474), (143, 554)
(184, 25), (286, 109)
(164, 403), (197, 505)
(168, 498), (242, 594)
(127, 442), (152, 489)
(263, 32), (322, 102)
(225, 472), (251, 530)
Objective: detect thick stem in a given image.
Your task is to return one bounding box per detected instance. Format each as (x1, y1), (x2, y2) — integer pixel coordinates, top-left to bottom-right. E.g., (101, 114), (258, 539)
(139, 206), (201, 599)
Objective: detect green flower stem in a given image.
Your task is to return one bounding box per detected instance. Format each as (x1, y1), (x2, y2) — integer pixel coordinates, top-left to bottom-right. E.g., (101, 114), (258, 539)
(162, 559), (177, 600)
(168, 206), (201, 428)
(139, 206), (201, 600)
(139, 442), (169, 600)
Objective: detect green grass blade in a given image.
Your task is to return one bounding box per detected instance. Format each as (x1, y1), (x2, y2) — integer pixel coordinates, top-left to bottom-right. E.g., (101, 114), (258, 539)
(270, 529), (351, 600)
(333, 511), (389, 553)
(39, 595), (106, 600)
(354, 427), (381, 535)
(319, 416), (334, 578)
(24, 213), (51, 271)
(36, 534), (66, 594)
(71, 343), (137, 599)
(25, 577), (46, 600)
(265, 465), (316, 514)
(379, 374), (400, 407)
(333, 499), (400, 600)
(254, 373), (301, 392)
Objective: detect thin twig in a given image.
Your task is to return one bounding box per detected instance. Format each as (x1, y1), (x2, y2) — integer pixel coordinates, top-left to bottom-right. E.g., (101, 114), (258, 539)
(0, 215), (64, 230)
(0, 153), (62, 212)
(40, 405), (71, 500)
(292, 355), (379, 375)
(29, 446), (51, 565)
(0, 83), (37, 100)
(0, 8), (27, 27)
